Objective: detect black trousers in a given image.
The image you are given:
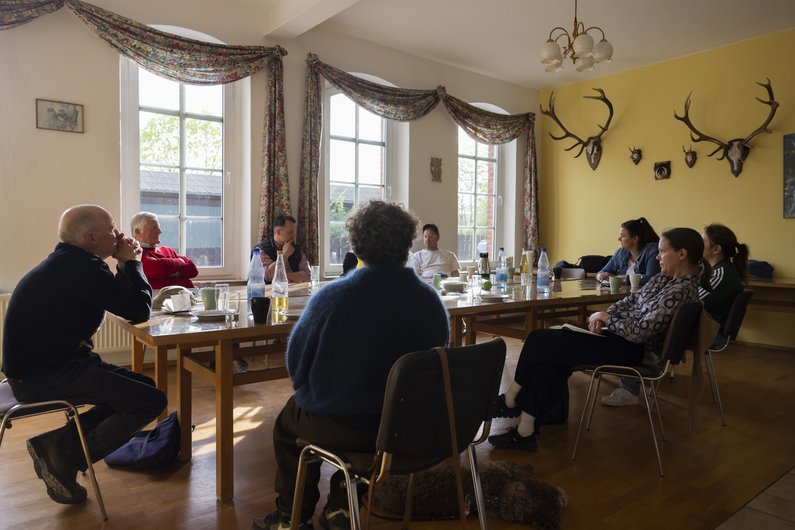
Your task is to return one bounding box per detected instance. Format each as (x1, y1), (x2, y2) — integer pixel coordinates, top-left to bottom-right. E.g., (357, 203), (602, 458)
(9, 352), (167, 468)
(513, 328), (644, 419)
(273, 396), (379, 521)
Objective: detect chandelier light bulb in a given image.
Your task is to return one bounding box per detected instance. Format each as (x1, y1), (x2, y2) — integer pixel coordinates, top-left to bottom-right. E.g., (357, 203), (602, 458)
(575, 55), (594, 72)
(572, 32), (594, 58)
(541, 40), (563, 65)
(593, 39), (613, 63)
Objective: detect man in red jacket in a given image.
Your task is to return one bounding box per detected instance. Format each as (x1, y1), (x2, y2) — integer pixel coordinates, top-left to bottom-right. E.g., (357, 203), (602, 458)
(131, 212), (198, 289)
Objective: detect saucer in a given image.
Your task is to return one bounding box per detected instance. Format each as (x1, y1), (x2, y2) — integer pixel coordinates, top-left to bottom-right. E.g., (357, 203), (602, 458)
(193, 309), (235, 321)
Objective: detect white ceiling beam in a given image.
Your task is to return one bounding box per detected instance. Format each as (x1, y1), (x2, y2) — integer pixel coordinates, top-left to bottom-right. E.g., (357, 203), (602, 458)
(264, 0), (362, 39)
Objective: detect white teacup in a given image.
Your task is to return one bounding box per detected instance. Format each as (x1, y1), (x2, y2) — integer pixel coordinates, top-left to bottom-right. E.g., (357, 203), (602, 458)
(170, 293), (191, 312)
(459, 272), (468, 283)
(629, 273), (642, 292)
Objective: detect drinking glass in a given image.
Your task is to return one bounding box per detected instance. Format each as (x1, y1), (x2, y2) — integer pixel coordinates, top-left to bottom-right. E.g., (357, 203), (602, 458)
(310, 265), (320, 291)
(220, 292), (240, 327)
(469, 276), (482, 302)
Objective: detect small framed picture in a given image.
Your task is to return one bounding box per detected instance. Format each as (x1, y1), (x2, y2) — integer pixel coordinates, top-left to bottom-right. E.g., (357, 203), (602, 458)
(36, 99), (84, 133)
(654, 161), (671, 180)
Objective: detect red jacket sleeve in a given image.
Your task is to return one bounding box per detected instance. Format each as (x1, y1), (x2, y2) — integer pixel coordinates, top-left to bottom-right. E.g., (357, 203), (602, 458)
(141, 247), (199, 288)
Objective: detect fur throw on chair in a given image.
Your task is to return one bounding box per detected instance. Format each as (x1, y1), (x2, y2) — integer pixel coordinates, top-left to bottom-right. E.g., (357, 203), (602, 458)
(369, 460), (568, 530)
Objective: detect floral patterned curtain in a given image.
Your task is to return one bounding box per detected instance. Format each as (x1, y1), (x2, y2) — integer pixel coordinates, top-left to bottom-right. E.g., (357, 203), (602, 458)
(0, 0), (63, 30)
(299, 55), (539, 263)
(2, 0), (291, 250)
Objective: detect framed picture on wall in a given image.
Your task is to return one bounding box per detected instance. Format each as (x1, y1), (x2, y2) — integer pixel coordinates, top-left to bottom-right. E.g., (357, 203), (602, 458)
(785, 133), (795, 218)
(36, 99), (84, 133)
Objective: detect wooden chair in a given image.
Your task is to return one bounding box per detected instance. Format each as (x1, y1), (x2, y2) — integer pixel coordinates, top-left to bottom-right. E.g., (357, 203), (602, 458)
(0, 380), (108, 520)
(290, 338), (506, 530)
(571, 303), (702, 476)
(706, 289), (753, 426)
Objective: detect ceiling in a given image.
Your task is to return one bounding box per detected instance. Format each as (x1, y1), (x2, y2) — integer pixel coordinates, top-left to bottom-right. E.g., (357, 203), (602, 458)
(227, 0), (795, 90)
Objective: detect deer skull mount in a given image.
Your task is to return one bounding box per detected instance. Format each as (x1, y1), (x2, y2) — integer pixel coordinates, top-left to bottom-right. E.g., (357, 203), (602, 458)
(629, 146), (642, 165)
(683, 145), (697, 168)
(674, 79), (778, 177)
(540, 88), (614, 171)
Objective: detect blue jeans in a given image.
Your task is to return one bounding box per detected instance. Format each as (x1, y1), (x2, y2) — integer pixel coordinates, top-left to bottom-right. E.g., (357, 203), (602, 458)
(620, 377), (641, 395)
(9, 351), (167, 468)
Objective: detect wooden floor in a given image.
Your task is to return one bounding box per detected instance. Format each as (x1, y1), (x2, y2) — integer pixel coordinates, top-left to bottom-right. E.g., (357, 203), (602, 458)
(1, 337), (793, 530)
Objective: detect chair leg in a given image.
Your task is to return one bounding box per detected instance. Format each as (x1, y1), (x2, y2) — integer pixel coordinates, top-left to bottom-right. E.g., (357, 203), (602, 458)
(468, 444), (489, 530)
(638, 381), (664, 477)
(572, 372), (600, 461)
(290, 447), (312, 530)
(585, 374), (603, 431)
(647, 381), (666, 442)
(401, 473), (415, 530)
(0, 413), (11, 448)
(71, 407), (108, 521)
(705, 352), (727, 426)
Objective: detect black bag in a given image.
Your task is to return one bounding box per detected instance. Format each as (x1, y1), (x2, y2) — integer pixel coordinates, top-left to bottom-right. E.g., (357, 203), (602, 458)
(104, 412), (180, 470)
(748, 260), (774, 279)
(577, 255), (611, 273)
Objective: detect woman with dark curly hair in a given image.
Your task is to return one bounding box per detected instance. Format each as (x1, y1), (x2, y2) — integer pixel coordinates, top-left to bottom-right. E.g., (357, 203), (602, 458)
(253, 200), (450, 530)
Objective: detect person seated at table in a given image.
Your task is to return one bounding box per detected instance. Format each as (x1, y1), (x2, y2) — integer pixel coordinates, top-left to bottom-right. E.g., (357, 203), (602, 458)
(601, 222), (750, 407)
(2, 204), (167, 504)
(130, 211), (198, 289)
(488, 228), (709, 452)
(252, 200), (449, 530)
(596, 217), (661, 286)
(256, 214), (311, 284)
(340, 251), (359, 277)
(409, 223), (460, 280)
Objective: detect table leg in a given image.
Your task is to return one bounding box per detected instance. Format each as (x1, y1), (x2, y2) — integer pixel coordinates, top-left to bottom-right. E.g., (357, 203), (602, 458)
(465, 317), (476, 345)
(154, 345), (169, 421)
(177, 347), (192, 462)
(216, 339), (234, 501)
(450, 316), (464, 347)
(131, 339), (145, 373)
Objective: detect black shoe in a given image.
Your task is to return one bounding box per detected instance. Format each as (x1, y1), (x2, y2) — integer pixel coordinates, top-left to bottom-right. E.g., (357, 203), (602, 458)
(251, 510), (313, 530)
(319, 507), (351, 530)
(488, 427), (538, 452)
(493, 394), (521, 418)
(27, 436), (87, 504)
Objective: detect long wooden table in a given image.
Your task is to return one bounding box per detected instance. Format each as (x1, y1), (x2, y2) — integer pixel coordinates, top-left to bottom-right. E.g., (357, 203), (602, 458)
(108, 279), (625, 501)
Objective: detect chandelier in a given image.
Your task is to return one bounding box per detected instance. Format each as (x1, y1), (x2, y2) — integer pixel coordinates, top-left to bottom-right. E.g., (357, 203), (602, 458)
(540, 0), (613, 73)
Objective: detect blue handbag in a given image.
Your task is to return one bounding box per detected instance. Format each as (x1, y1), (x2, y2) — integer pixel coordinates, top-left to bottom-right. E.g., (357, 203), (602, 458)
(104, 412), (180, 470)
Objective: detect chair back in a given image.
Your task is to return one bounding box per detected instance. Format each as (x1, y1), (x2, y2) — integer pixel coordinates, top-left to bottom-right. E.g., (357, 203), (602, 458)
(376, 338), (505, 460)
(559, 268), (586, 280)
(720, 289), (753, 341)
(658, 302), (702, 366)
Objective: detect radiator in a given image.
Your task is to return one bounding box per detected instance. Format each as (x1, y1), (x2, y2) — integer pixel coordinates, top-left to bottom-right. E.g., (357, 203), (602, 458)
(0, 294), (131, 368)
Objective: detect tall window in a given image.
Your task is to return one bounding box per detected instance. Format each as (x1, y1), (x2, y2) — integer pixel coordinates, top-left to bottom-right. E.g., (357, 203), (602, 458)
(324, 90), (387, 268)
(457, 127), (497, 262)
(137, 68), (224, 267)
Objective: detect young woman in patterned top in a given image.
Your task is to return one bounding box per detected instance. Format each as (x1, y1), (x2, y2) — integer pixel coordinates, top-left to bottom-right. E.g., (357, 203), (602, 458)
(489, 228), (711, 452)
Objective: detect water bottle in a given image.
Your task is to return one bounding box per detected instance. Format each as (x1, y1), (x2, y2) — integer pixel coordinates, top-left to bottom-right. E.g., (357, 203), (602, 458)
(247, 248), (266, 308)
(537, 248), (551, 295)
(496, 247), (508, 292)
(272, 251), (289, 313)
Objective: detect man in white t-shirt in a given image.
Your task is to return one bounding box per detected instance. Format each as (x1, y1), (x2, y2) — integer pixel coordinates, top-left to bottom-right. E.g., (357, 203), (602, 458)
(410, 223), (460, 280)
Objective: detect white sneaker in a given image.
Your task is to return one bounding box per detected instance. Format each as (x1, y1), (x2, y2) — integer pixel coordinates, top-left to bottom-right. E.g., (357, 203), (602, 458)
(601, 387), (640, 407)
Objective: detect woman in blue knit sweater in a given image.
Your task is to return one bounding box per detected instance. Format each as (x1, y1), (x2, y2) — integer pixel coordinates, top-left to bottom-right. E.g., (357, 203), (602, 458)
(253, 201), (449, 530)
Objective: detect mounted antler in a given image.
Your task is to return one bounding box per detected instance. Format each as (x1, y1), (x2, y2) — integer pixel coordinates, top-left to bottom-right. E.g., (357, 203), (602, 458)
(673, 79), (778, 177)
(540, 88), (614, 170)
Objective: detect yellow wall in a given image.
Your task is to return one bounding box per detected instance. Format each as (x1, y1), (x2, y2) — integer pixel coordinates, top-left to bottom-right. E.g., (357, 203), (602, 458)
(539, 28), (795, 348)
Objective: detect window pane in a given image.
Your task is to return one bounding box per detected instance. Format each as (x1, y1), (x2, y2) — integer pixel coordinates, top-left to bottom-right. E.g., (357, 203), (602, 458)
(358, 144), (384, 185)
(186, 170), (223, 217)
(329, 139), (355, 183)
(458, 229), (475, 262)
(330, 94), (355, 137)
(140, 166), (179, 216)
(157, 217), (179, 250)
(475, 228), (493, 258)
(140, 112), (179, 166)
(458, 193), (474, 227)
(186, 218), (222, 267)
(475, 194), (494, 229)
(458, 158), (475, 192)
(329, 183), (355, 222)
(185, 118), (222, 169)
(185, 84), (222, 117)
(476, 160), (494, 194)
(139, 69), (179, 110)
(328, 222), (350, 266)
(458, 128), (476, 156)
(357, 185), (383, 206)
(358, 107), (383, 142)
(477, 141), (495, 159)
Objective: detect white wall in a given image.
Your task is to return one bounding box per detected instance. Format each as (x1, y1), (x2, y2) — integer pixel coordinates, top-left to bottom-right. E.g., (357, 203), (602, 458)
(0, 2), (537, 292)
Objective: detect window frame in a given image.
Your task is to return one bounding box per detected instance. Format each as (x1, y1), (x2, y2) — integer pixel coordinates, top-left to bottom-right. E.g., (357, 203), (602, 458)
(120, 58), (243, 280)
(320, 82), (395, 275)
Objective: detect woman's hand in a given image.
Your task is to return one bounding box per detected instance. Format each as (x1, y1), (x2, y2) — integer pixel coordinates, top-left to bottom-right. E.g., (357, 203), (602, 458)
(588, 311), (609, 334)
(596, 272), (611, 282)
